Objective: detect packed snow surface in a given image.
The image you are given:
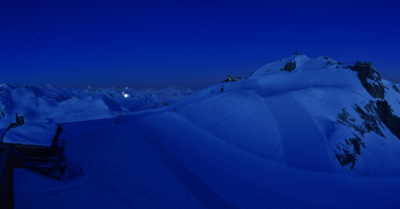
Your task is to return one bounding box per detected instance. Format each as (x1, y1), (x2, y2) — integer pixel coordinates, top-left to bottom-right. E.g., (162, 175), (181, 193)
(2, 123), (58, 146)
(12, 55), (400, 208)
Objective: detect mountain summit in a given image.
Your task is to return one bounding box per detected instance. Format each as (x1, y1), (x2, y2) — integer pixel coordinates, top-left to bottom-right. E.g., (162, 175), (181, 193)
(177, 54), (400, 177)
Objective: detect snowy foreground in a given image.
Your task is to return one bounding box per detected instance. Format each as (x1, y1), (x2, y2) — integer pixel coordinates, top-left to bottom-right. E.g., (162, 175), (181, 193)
(12, 55), (400, 208)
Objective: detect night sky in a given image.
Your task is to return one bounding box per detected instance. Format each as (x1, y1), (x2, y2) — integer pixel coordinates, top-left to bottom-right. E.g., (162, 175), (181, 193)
(1, 0), (399, 89)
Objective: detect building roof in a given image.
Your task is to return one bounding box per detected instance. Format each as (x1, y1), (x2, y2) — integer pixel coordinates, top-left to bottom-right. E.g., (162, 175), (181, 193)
(2, 123), (58, 146)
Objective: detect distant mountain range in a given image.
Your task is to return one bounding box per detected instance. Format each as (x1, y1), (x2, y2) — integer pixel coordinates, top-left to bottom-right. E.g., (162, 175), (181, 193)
(0, 84), (194, 126)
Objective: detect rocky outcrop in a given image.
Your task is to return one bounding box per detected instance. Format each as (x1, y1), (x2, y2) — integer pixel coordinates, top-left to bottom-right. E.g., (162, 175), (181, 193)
(354, 102), (385, 138)
(280, 61), (296, 72)
(335, 100), (389, 170)
(335, 134), (366, 169)
(393, 85), (400, 94)
(375, 100), (400, 139)
(336, 101), (385, 138)
(335, 100), (400, 169)
(350, 65), (385, 99)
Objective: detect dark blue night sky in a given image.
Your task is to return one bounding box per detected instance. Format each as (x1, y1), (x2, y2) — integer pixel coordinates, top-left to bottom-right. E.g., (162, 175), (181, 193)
(1, 0), (399, 89)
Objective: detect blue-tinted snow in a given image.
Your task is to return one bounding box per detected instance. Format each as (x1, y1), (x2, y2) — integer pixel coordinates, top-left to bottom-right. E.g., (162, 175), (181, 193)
(2, 123), (58, 146)
(12, 55), (400, 208)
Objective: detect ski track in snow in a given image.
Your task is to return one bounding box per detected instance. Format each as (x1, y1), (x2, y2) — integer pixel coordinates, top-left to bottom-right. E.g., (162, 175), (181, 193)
(242, 78), (261, 90)
(131, 112), (400, 209)
(133, 122), (239, 209)
(14, 118), (206, 209)
(259, 90), (334, 173)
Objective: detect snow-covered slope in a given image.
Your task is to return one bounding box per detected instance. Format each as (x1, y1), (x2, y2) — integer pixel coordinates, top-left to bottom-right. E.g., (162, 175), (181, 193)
(12, 54), (400, 208)
(174, 54), (400, 177)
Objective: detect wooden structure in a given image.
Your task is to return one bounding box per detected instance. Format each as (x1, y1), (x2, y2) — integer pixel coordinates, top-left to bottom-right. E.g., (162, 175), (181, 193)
(11, 138), (67, 180)
(0, 112), (67, 209)
(0, 144), (24, 209)
(224, 75), (242, 82)
(354, 61), (372, 68)
(1, 114), (67, 180)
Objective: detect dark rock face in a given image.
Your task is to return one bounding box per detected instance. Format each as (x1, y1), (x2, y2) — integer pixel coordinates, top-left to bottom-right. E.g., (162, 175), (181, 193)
(335, 134), (366, 169)
(393, 85), (400, 94)
(350, 66), (385, 99)
(336, 101), (385, 138)
(337, 99), (400, 141)
(335, 147), (357, 169)
(375, 100), (400, 139)
(353, 103), (385, 138)
(335, 99), (400, 169)
(348, 135), (366, 155)
(280, 61), (296, 72)
(335, 100), (390, 169)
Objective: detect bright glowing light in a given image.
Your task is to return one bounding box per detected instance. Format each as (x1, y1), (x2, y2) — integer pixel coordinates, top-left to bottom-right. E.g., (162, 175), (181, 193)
(122, 91), (130, 98)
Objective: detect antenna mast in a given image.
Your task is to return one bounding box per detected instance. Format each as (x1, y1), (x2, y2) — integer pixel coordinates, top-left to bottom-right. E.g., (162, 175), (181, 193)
(294, 45), (301, 55)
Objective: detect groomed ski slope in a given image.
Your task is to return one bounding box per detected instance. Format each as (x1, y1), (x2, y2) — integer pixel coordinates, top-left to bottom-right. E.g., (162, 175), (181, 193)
(132, 112), (400, 209)
(260, 90), (333, 172)
(14, 118), (206, 209)
(14, 110), (400, 208)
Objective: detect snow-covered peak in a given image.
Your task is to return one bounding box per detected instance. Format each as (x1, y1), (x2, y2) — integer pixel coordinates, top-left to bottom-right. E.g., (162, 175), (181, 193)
(251, 54), (340, 77)
(42, 84), (56, 89)
(0, 83), (14, 90)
